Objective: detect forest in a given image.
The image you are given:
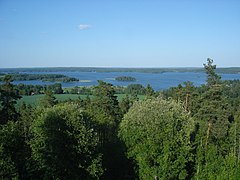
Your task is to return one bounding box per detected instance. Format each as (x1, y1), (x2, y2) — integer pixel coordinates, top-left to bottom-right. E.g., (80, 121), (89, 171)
(0, 73), (79, 82)
(1, 59), (240, 179)
(10, 83), (146, 97)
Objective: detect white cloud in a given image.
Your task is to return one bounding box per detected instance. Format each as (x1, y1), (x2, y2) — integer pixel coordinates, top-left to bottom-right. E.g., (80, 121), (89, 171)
(78, 24), (91, 30)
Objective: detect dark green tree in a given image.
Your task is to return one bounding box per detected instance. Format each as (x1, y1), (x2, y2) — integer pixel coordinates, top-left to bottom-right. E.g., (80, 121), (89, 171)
(19, 102), (33, 140)
(47, 83), (63, 94)
(195, 59), (229, 147)
(145, 84), (154, 98)
(87, 81), (134, 179)
(40, 90), (58, 108)
(126, 84), (146, 95)
(0, 121), (30, 179)
(119, 95), (131, 115)
(0, 75), (21, 124)
(193, 59), (232, 179)
(88, 80), (120, 129)
(204, 58), (221, 86)
(30, 103), (103, 179)
(130, 90), (139, 102)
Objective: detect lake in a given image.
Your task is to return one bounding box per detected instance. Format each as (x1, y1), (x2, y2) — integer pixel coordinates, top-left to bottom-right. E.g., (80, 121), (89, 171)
(10, 71), (240, 91)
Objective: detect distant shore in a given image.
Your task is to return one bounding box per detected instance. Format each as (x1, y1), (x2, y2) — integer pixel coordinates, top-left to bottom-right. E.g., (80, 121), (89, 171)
(1, 67), (240, 74)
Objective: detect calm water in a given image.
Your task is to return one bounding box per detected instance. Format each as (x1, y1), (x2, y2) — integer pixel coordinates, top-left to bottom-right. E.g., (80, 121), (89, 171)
(11, 71), (240, 91)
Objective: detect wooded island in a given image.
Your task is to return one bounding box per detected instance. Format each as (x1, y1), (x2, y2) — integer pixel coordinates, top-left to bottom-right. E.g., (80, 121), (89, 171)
(115, 76), (136, 81)
(0, 73), (79, 82)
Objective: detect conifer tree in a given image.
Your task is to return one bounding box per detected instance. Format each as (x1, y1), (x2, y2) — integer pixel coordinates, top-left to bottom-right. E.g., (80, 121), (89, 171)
(40, 90), (58, 108)
(0, 75), (21, 124)
(87, 81), (133, 179)
(145, 84), (154, 98)
(193, 59), (231, 178)
(204, 58), (221, 87)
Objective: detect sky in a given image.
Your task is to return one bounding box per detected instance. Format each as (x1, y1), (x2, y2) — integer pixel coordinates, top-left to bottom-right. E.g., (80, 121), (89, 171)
(0, 0), (240, 68)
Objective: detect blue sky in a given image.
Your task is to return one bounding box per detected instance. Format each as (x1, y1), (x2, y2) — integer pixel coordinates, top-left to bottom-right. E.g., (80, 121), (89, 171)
(0, 0), (240, 68)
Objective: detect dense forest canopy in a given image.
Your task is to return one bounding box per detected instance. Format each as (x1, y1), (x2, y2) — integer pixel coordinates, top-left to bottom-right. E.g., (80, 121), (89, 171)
(1, 59), (240, 179)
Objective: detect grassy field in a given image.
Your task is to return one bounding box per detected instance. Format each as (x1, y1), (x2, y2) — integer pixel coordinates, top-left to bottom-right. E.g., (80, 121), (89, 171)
(17, 94), (145, 107)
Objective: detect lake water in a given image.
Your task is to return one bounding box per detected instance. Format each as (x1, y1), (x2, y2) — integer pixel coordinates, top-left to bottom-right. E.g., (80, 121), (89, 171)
(10, 71), (240, 91)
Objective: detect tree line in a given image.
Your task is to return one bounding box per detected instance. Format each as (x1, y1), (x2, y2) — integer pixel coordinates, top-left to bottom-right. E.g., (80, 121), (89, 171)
(11, 80), (151, 97)
(67, 84), (148, 96)
(0, 73), (79, 82)
(2, 66), (240, 74)
(15, 83), (63, 95)
(1, 59), (240, 179)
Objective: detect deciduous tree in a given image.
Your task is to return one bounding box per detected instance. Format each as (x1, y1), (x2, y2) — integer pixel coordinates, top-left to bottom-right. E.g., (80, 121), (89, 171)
(119, 98), (194, 179)
(30, 104), (103, 179)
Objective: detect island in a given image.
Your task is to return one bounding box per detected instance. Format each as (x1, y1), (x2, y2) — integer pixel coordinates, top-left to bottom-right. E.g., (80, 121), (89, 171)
(115, 76), (136, 82)
(0, 73), (79, 82)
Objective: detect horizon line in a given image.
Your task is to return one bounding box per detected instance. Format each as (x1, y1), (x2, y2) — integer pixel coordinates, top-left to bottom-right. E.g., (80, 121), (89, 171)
(1, 66), (240, 69)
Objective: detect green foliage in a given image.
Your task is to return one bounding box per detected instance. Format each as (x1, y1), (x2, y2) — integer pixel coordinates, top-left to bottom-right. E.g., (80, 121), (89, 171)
(0, 121), (30, 179)
(145, 84), (154, 98)
(222, 80), (240, 113)
(162, 81), (198, 114)
(216, 151), (240, 179)
(87, 81), (135, 179)
(191, 59), (240, 179)
(194, 145), (240, 179)
(130, 90), (139, 102)
(2, 60), (240, 179)
(0, 75), (22, 124)
(17, 94), (93, 107)
(0, 73), (78, 82)
(16, 83), (43, 95)
(0, 121), (20, 178)
(89, 80), (120, 126)
(15, 83), (64, 96)
(119, 95), (132, 115)
(47, 83), (63, 94)
(125, 84), (146, 95)
(204, 58), (221, 86)
(30, 104), (103, 179)
(194, 59), (230, 149)
(40, 91), (58, 108)
(69, 86), (93, 95)
(194, 85), (230, 145)
(19, 102), (33, 140)
(119, 98), (194, 179)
